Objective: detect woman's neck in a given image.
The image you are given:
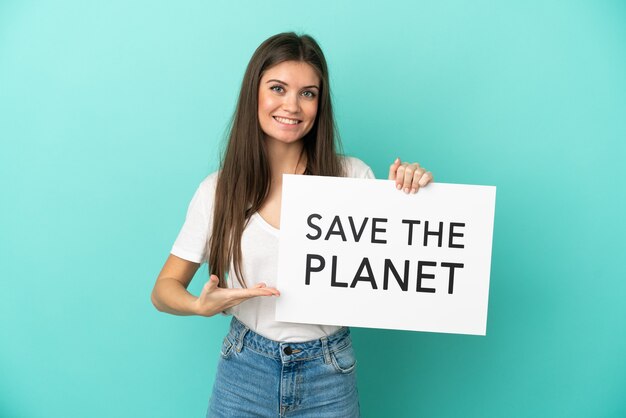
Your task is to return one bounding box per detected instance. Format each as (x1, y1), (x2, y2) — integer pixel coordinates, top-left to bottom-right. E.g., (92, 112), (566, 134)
(265, 138), (307, 182)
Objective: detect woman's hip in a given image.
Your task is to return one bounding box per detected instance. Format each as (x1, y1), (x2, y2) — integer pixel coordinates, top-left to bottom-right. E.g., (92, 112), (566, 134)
(208, 316), (360, 417)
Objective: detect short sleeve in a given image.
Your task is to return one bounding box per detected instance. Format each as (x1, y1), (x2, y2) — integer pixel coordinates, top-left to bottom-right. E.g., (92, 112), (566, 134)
(170, 173), (218, 264)
(341, 156), (375, 179)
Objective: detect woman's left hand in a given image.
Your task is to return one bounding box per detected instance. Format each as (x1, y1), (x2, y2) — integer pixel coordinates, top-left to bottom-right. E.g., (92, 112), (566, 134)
(388, 158), (434, 194)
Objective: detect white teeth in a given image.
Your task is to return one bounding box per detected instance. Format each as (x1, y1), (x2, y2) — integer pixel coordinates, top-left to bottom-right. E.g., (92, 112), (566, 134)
(274, 116), (299, 125)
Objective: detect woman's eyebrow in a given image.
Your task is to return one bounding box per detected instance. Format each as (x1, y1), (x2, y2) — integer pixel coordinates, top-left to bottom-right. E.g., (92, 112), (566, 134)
(266, 79), (319, 90)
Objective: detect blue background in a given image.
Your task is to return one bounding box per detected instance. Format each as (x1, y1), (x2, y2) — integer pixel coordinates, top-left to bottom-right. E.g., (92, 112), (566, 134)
(1, 1), (625, 417)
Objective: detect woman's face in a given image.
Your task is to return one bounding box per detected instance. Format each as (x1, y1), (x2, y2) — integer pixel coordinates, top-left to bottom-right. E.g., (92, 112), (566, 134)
(258, 60), (320, 145)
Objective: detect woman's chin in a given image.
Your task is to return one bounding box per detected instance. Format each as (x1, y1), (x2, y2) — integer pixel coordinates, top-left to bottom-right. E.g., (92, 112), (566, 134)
(264, 134), (305, 145)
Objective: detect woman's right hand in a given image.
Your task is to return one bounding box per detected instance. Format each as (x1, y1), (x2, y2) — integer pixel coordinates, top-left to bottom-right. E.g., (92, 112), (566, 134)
(151, 254), (280, 317)
(192, 274), (280, 317)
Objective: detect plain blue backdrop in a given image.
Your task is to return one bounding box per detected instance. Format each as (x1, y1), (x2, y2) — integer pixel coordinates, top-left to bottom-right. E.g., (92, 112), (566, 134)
(1, 1), (625, 417)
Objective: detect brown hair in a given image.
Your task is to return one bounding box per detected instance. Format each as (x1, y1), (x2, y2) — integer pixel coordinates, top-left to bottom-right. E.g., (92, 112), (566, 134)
(208, 32), (344, 287)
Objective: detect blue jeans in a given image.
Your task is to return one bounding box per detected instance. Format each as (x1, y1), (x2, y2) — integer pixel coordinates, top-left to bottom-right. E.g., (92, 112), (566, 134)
(207, 317), (360, 417)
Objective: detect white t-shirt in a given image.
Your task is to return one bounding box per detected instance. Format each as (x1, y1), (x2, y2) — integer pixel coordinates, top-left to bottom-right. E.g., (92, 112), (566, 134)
(171, 156), (375, 342)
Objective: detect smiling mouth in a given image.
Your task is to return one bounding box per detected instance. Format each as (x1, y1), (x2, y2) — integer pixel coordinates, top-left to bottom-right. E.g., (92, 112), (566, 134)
(273, 116), (301, 125)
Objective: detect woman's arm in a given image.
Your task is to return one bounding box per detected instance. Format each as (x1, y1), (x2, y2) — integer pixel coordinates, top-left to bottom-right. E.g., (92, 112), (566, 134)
(151, 254), (202, 316)
(151, 254), (280, 317)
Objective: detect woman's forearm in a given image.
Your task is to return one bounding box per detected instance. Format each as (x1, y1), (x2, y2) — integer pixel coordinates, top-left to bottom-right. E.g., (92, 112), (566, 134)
(151, 277), (199, 316)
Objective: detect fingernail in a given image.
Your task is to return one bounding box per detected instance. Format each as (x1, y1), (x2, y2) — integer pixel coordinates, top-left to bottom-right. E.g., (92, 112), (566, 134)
(396, 183), (402, 190)
(411, 188), (416, 194)
(395, 157), (400, 163)
(404, 188), (409, 194)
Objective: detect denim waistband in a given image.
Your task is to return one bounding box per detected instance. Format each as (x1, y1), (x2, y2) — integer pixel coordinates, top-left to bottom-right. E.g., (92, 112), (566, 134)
(225, 316), (352, 363)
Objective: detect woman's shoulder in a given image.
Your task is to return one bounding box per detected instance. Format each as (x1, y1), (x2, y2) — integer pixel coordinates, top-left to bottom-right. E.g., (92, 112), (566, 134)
(188, 171), (219, 205)
(340, 155), (375, 179)
(199, 171), (220, 189)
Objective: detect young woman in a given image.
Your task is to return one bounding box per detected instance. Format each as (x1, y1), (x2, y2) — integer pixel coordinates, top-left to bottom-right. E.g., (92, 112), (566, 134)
(151, 32), (433, 417)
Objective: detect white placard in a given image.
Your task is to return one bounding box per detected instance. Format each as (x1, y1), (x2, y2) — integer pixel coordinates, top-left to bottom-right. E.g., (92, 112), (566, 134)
(275, 175), (496, 336)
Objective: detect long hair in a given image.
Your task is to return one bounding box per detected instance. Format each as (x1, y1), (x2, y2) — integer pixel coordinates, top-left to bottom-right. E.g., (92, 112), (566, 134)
(208, 32), (344, 287)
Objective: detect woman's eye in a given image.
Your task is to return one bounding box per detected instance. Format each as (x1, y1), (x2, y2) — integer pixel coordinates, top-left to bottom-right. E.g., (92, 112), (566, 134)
(301, 90), (316, 98)
(270, 85), (284, 93)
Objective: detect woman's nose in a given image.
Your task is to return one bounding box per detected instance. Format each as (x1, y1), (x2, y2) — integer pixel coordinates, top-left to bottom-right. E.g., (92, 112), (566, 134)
(281, 93), (300, 113)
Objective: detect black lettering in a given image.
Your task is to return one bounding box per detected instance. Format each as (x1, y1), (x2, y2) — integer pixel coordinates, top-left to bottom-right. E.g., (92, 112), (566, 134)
(383, 259), (409, 291)
(305, 254), (325, 285)
(330, 255), (348, 287)
(348, 216), (369, 242)
(324, 216), (347, 241)
(416, 261), (437, 293)
(449, 223), (465, 248)
(441, 262), (464, 294)
(401, 219), (421, 245)
(350, 258), (378, 289)
(423, 221), (443, 247)
(371, 218), (388, 244)
(305, 214), (322, 240)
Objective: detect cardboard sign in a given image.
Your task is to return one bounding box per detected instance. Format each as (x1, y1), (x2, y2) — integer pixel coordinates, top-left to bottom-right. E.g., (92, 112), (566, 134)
(275, 175), (496, 336)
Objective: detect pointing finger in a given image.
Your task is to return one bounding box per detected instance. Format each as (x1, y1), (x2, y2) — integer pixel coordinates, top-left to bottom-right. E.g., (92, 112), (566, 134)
(230, 287), (280, 300)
